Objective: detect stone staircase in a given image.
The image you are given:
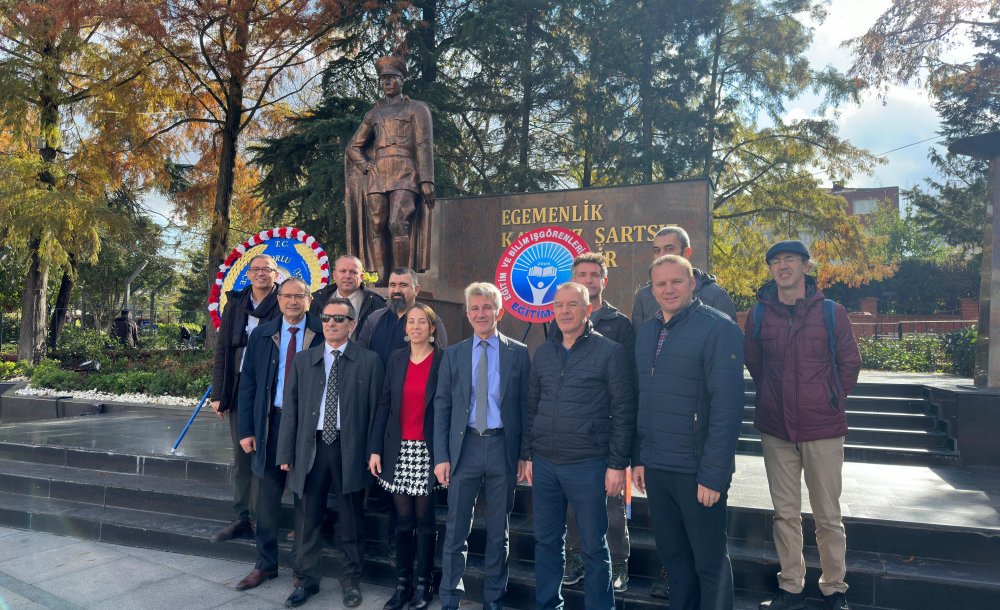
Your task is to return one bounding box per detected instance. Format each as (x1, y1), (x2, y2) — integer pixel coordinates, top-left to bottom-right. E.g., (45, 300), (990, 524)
(0, 412), (997, 610)
(740, 380), (960, 466)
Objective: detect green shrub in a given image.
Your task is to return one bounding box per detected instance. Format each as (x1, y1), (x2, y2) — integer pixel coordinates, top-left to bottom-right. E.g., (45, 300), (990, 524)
(30, 360), (83, 391)
(55, 326), (116, 361)
(941, 327), (977, 376)
(858, 336), (941, 373)
(0, 361), (16, 379)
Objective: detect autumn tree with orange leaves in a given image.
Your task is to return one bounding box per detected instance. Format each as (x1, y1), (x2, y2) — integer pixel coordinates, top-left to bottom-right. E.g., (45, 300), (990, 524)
(0, 0), (178, 362)
(131, 0), (371, 346)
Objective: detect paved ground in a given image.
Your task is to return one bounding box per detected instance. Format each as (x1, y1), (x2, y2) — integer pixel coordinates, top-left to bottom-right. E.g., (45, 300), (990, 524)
(0, 526), (397, 610)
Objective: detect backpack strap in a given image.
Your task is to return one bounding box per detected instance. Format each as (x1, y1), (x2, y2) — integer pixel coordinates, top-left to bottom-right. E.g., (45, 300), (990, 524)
(752, 303), (765, 342)
(824, 299), (844, 398)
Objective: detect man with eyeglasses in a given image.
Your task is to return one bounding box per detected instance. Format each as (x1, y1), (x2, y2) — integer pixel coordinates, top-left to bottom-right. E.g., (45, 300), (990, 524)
(210, 254), (282, 542)
(277, 297), (384, 608)
(310, 255), (386, 340)
(234, 279), (324, 592)
(746, 241), (860, 610)
(357, 267), (448, 366)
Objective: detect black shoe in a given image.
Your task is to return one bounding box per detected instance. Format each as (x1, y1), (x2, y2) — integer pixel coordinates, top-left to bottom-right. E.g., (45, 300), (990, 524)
(823, 592), (850, 610)
(483, 602), (503, 610)
(211, 518), (253, 542)
(343, 584), (363, 608)
(383, 581), (413, 610)
(285, 585), (319, 608)
(759, 588), (807, 610)
(650, 566), (669, 599)
(408, 578), (433, 610)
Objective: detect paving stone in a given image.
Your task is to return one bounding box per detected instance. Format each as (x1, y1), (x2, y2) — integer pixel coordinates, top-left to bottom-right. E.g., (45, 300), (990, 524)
(87, 573), (242, 610)
(0, 530), (80, 562)
(0, 540), (126, 584)
(34, 556), (180, 605)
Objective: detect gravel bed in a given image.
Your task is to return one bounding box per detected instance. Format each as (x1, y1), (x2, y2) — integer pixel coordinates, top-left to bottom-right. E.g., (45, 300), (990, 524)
(14, 383), (198, 407)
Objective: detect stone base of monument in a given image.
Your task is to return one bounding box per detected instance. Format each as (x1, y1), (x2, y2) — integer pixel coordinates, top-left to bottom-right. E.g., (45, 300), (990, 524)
(0, 379), (997, 609)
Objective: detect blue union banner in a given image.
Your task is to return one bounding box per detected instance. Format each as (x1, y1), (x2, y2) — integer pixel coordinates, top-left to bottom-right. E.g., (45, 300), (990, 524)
(208, 227), (331, 328)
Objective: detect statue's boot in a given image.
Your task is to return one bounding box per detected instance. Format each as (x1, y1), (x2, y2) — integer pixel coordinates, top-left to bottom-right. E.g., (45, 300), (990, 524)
(369, 238), (389, 285)
(392, 237), (412, 272)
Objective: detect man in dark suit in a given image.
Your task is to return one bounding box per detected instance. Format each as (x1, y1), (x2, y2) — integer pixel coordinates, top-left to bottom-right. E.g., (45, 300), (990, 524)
(234, 278), (324, 591)
(309, 255), (386, 340)
(433, 282), (531, 610)
(356, 267), (448, 365)
(276, 297), (385, 608)
(210, 254), (281, 542)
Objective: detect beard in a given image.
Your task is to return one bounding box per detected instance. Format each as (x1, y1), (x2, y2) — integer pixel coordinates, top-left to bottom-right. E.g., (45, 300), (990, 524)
(390, 293), (408, 313)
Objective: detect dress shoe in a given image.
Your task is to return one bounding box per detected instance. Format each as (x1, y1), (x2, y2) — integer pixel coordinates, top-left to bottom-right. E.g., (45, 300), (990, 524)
(343, 584), (363, 608)
(823, 592), (850, 610)
(211, 518), (253, 542)
(484, 602), (504, 610)
(759, 588), (807, 610)
(285, 585), (319, 608)
(293, 575), (302, 589)
(383, 580), (413, 610)
(234, 568), (277, 591)
(408, 578), (432, 610)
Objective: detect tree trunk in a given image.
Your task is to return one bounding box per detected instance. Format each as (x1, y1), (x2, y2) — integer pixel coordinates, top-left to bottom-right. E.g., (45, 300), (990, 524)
(638, 40), (654, 183)
(18, 240), (48, 364)
(702, 19), (725, 180)
(205, 26), (248, 352)
(47, 254), (77, 349)
(20, 41), (60, 363)
(518, 11), (536, 191)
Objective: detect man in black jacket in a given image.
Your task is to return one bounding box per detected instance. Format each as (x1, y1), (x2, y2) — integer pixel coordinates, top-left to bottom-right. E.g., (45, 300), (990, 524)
(234, 278), (324, 591)
(210, 254), (281, 542)
(309, 255), (386, 340)
(524, 282), (636, 610)
(632, 255), (744, 610)
(561, 253), (635, 593)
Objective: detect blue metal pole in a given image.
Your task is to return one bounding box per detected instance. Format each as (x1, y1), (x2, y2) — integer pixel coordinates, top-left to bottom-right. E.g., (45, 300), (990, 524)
(171, 385), (212, 455)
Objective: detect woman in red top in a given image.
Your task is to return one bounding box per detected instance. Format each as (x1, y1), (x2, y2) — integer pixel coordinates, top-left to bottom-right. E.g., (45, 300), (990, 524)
(369, 303), (442, 610)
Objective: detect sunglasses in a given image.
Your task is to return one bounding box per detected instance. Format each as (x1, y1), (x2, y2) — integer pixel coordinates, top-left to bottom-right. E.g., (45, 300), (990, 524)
(320, 313), (354, 324)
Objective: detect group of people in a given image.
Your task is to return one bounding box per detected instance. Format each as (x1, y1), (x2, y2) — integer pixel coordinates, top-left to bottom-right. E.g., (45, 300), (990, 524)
(208, 225), (861, 610)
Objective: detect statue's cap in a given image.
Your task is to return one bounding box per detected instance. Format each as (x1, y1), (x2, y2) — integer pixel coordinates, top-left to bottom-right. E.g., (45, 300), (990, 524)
(375, 55), (406, 78)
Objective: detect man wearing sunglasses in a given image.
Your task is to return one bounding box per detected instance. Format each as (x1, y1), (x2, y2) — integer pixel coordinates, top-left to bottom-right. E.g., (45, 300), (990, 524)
(277, 297), (385, 608)
(210, 254), (282, 543)
(234, 279), (324, 592)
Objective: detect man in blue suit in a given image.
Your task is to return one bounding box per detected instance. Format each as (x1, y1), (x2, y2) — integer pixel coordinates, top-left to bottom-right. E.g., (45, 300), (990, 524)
(433, 282), (531, 610)
(235, 278), (324, 591)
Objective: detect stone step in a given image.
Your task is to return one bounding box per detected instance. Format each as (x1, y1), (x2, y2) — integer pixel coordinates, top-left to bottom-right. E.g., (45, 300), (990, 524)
(736, 437), (962, 467)
(740, 407), (942, 432)
(0, 487), (994, 610)
(744, 381), (929, 400)
(743, 394), (934, 416)
(738, 423), (954, 451)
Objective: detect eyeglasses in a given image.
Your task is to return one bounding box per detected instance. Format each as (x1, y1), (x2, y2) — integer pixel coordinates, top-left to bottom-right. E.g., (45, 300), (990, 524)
(249, 266), (277, 274)
(320, 314), (353, 323)
(279, 293), (309, 301)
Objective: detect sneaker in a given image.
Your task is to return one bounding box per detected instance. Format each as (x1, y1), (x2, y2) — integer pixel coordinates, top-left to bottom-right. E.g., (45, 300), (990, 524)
(759, 588), (807, 610)
(650, 566), (668, 599)
(823, 592), (850, 610)
(562, 553), (585, 586)
(611, 561), (629, 593)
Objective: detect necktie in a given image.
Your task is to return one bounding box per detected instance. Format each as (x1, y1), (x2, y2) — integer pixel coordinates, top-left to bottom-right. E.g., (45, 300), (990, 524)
(476, 340), (488, 433)
(323, 350), (341, 444)
(283, 327), (298, 391)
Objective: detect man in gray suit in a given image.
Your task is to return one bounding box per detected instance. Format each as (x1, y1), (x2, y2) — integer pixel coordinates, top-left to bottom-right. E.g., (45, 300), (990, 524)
(433, 282), (531, 610)
(277, 297), (384, 608)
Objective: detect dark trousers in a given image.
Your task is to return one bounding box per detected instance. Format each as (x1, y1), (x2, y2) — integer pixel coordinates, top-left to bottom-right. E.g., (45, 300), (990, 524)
(439, 433), (515, 607)
(644, 468), (733, 610)
(298, 432), (366, 589)
(533, 457), (613, 610)
(228, 392), (256, 522)
(254, 410), (295, 573)
(567, 493), (630, 562)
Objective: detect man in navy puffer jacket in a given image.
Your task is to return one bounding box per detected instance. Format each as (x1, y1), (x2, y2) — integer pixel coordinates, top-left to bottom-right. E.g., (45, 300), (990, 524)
(632, 255), (744, 610)
(524, 282), (635, 610)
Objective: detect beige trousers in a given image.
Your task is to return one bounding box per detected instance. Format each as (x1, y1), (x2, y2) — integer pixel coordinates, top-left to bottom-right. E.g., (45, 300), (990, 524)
(761, 432), (848, 596)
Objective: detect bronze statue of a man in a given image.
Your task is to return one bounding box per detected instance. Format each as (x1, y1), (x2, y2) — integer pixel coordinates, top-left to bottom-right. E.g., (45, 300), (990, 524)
(345, 55), (435, 282)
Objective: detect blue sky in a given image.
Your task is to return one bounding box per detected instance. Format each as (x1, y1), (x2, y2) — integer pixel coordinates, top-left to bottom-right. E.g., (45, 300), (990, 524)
(791, 0), (968, 196)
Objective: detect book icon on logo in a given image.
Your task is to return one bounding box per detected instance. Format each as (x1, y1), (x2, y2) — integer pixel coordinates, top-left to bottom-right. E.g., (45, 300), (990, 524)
(527, 264), (559, 303)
